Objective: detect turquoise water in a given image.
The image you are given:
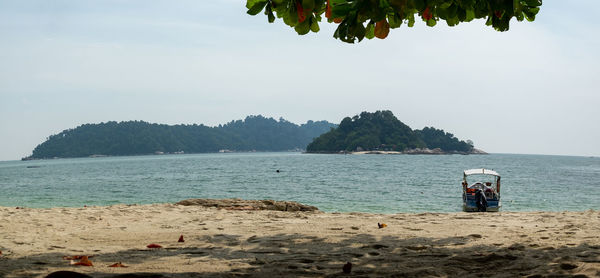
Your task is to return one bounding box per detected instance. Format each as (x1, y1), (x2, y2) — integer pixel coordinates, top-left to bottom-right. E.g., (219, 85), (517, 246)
(0, 153), (598, 213)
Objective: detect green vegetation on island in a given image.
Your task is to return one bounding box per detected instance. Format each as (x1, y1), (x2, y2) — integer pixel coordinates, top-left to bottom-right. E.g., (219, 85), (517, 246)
(26, 116), (336, 159)
(306, 111), (475, 153)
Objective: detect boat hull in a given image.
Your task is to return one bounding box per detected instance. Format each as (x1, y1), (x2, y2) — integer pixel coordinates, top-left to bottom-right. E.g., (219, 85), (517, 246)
(463, 195), (501, 212)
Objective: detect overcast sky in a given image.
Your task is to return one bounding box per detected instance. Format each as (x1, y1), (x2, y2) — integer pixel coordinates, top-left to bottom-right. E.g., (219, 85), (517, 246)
(1, 1), (599, 160)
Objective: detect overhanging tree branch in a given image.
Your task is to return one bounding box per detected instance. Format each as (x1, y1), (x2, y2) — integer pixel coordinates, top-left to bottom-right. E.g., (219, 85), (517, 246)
(246, 0), (542, 43)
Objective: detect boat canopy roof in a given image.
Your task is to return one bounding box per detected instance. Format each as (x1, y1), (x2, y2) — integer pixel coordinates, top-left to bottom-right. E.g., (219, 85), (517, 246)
(464, 168), (500, 177)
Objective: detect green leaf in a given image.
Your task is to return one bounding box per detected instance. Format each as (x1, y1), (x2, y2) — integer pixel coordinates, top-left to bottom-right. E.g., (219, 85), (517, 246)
(388, 13), (402, 28)
(295, 18), (312, 35)
(354, 23), (366, 42)
(246, 0), (265, 9)
(283, 5), (299, 26)
(523, 7), (539, 21)
(247, 0), (268, 15)
(265, 3), (276, 23)
(268, 11), (276, 22)
(310, 17), (320, 32)
(426, 18), (437, 27)
(365, 21), (375, 39)
(465, 9), (475, 21)
(408, 13), (415, 27)
(515, 11), (524, 21)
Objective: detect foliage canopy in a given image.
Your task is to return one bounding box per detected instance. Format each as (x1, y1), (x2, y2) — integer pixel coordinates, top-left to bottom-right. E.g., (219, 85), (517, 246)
(246, 0), (542, 43)
(306, 110), (474, 153)
(28, 116), (336, 159)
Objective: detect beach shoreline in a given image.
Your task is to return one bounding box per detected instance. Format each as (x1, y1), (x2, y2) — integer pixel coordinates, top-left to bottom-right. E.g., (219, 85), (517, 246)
(1, 202), (598, 277)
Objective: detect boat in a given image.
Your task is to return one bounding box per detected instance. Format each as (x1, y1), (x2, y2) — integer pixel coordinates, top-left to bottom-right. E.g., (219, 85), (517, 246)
(462, 168), (501, 212)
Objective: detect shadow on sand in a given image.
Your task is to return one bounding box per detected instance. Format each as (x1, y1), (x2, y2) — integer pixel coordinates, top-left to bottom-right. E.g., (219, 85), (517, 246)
(1, 232), (598, 278)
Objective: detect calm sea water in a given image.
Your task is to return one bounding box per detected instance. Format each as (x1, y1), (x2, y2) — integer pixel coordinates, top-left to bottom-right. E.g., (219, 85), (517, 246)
(0, 153), (598, 213)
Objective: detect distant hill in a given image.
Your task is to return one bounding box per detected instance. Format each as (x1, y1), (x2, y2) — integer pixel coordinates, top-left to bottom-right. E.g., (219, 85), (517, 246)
(26, 116), (336, 159)
(306, 111), (476, 154)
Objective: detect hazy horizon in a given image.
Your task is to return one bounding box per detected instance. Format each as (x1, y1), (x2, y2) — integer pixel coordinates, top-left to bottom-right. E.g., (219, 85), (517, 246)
(1, 1), (599, 160)
(3, 112), (599, 161)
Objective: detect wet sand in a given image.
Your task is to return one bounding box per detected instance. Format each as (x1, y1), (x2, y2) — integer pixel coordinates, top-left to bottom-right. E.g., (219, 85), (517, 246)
(0, 203), (599, 277)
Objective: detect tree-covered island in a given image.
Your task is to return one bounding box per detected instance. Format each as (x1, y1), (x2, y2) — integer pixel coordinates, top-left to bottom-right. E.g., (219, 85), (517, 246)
(25, 116), (335, 159)
(25, 112), (483, 159)
(306, 110), (481, 154)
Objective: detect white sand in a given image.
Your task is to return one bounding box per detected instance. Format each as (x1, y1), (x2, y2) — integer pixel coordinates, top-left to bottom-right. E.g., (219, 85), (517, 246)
(1, 204), (599, 277)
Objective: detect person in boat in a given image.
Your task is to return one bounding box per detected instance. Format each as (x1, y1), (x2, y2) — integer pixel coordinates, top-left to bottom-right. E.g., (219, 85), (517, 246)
(475, 189), (487, 212)
(484, 182), (497, 199)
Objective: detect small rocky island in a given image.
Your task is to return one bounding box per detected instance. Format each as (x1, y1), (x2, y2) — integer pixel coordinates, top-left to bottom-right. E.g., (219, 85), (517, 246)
(306, 110), (485, 154)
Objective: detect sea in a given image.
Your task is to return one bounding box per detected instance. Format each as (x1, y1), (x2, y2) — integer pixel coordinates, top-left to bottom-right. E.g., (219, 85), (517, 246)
(0, 153), (599, 213)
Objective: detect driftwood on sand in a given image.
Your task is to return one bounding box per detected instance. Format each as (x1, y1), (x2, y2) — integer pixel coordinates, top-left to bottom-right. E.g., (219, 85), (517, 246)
(175, 198), (319, 212)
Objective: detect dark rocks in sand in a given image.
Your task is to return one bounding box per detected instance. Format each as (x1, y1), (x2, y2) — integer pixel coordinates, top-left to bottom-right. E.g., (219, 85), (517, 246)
(175, 198), (319, 212)
(559, 262), (578, 270)
(342, 261), (352, 274)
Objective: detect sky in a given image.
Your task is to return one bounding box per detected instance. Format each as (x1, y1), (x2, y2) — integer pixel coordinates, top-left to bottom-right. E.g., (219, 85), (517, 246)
(1, 1), (599, 160)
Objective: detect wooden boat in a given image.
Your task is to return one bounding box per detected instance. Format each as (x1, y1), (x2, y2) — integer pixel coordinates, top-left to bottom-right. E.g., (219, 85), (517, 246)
(462, 168), (501, 212)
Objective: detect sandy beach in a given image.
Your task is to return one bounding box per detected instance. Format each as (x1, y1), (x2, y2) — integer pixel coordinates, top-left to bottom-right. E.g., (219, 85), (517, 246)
(1, 201), (599, 278)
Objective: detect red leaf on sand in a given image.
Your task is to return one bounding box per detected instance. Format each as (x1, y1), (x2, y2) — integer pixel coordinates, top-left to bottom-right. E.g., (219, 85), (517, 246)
(0, 250), (3, 255)
(296, 1), (306, 23)
(147, 243), (162, 248)
(109, 262), (128, 268)
(73, 256), (93, 266)
(178, 235), (185, 242)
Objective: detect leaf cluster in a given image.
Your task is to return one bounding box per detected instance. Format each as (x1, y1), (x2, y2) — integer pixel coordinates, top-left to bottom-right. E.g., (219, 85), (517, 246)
(247, 0), (542, 43)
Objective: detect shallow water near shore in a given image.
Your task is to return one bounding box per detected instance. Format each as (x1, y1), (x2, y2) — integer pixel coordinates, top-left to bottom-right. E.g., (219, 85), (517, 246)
(0, 153), (599, 213)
